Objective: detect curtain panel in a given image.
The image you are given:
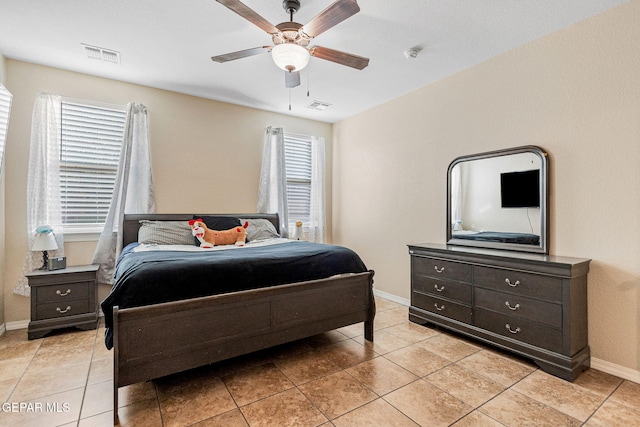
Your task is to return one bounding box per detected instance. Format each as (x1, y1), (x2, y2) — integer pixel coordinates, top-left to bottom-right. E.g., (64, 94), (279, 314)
(91, 102), (155, 285)
(308, 135), (326, 243)
(15, 93), (65, 297)
(256, 127), (289, 238)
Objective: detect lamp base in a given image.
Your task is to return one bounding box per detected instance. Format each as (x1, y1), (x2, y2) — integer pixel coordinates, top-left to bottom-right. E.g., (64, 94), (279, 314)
(39, 251), (49, 271)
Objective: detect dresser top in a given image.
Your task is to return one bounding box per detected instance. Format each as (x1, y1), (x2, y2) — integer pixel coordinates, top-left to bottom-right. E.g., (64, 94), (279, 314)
(409, 243), (590, 277)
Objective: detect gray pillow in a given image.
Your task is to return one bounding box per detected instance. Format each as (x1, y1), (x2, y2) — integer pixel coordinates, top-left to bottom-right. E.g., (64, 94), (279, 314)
(138, 220), (194, 245)
(245, 218), (280, 242)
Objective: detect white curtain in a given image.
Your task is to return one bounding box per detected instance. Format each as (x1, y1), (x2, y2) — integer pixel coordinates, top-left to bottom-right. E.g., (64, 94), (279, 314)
(91, 103), (154, 285)
(14, 93), (65, 297)
(257, 127), (289, 237)
(308, 136), (326, 243)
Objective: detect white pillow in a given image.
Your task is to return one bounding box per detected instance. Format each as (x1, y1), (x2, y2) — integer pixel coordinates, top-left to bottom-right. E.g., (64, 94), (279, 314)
(138, 220), (194, 245)
(245, 219), (280, 241)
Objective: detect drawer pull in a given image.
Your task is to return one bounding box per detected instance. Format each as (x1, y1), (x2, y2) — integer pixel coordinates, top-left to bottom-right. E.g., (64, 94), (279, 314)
(434, 284), (445, 292)
(505, 324), (521, 334)
(505, 278), (520, 287)
(505, 301), (520, 311)
(434, 303), (445, 311)
(434, 266), (445, 273)
(56, 289), (72, 297)
(56, 306), (72, 314)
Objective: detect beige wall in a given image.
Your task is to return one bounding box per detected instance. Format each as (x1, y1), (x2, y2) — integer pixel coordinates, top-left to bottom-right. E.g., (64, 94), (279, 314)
(333, 0), (640, 374)
(2, 60), (332, 324)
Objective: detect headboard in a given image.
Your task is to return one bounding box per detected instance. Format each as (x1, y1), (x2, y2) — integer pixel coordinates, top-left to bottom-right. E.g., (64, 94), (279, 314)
(122, 213), (280, 247)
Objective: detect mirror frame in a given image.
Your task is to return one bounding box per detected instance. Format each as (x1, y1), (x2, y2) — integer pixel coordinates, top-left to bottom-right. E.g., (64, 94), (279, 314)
(446, 145), (549, 254)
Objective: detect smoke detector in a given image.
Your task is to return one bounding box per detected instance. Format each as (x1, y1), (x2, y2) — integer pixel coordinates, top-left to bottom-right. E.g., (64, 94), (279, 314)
(404, 46), (422, 59)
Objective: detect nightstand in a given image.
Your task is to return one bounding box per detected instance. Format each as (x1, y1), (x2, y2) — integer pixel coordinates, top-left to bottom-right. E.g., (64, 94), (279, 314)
(27, 264), (100, 340)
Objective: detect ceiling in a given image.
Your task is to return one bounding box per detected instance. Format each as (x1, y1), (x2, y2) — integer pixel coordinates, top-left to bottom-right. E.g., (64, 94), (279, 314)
(0, 0), (628, 123)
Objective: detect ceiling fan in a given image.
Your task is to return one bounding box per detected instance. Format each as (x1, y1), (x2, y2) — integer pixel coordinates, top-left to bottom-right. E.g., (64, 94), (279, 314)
(211, 0), (369, 88)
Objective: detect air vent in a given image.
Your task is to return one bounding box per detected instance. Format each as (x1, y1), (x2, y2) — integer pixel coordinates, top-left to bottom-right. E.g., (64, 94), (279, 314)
(83, 44), (120, 64)
(306, 100), (331, 110)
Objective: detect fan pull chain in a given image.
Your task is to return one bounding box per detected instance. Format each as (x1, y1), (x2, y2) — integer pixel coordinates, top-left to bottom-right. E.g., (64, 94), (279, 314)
(307, 69), (310, 97)
(289, 87), (292, 111)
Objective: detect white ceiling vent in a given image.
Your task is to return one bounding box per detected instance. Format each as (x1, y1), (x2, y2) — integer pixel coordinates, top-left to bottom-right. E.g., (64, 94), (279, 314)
(83, 44), (120, 64)
(306, 100), (331, 110)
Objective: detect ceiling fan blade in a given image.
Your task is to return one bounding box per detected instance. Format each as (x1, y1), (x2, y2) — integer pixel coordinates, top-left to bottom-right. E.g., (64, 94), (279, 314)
(310, 46), (369, 70)
(216, 0), (280, 34)
(285, 71), (301, 88)
(211, 46), (272, 63)
(301, 0), (360, 38)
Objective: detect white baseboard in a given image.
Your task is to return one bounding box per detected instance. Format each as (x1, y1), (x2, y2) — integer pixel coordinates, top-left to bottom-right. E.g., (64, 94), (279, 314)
(0, 323), (5, 336)
(591, 357), (640, 384)
(373, 288), (410, 306)
(5, 320), (29, 331)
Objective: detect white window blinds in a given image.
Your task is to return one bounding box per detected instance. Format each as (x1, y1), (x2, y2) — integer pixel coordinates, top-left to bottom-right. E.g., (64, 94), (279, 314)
(0, 84), (12, 174)
(60, 100), (126, 229)
(284, 133), (312, 227)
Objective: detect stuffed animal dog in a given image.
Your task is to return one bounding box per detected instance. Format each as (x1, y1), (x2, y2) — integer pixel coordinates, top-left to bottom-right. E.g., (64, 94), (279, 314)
(188, 218), (248, 248)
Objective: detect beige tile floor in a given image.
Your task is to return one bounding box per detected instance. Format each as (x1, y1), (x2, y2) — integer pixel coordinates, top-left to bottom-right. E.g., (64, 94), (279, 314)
(0, 296), (639, 426)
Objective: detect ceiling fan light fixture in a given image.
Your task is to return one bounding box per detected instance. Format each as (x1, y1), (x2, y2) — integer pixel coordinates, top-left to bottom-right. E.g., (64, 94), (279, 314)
(272, 43), (310, 72)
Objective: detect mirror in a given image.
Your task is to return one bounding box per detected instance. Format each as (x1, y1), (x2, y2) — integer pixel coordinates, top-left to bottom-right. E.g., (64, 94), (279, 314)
(447, 145), (549, 254)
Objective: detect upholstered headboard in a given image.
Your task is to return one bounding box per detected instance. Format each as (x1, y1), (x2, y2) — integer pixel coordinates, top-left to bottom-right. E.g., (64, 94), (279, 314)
(122, 213), (280, 247)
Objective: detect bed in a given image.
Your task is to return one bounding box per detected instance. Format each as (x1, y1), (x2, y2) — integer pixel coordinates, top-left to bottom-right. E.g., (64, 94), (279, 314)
(106, 213), (375, 423)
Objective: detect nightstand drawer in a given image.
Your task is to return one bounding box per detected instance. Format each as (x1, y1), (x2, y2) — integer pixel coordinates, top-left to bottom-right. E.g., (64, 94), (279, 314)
(35, 300), (91, 321)
(27, 264), (99, 340)
(412, 256), (472, 283)
(35, 281), (90, 304)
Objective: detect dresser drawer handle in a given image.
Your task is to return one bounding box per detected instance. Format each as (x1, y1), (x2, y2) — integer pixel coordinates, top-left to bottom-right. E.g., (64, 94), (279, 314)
(434, 266), (445, 273)
(56, 306), (72, 314)
(56, 289), (72, 297)
(505, 324), (521, 334)
(434, 303), (445, 311)
(505, 278), (520, 287)
(505, 301), (520, 311)
(434, 284), (445, 292)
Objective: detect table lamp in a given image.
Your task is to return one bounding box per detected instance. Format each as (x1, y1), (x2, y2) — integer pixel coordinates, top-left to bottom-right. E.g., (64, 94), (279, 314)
(32, 226), (58, 270)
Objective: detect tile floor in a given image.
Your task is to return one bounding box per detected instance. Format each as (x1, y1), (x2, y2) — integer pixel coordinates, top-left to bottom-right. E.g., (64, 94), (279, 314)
(0, 297), (639, 426)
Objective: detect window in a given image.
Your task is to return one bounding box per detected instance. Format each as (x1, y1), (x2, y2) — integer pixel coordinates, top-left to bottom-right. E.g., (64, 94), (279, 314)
(0, 83), (12, 175)
(60, 100), (126, 232)
(284, 133), (312, 229)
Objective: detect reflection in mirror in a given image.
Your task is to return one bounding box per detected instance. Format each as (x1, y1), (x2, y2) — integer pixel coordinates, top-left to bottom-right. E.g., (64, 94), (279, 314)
(447, 146), (548, 254)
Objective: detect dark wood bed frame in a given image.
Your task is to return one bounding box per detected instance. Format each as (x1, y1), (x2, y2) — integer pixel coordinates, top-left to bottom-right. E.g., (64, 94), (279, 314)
(112, 213), (375, 423)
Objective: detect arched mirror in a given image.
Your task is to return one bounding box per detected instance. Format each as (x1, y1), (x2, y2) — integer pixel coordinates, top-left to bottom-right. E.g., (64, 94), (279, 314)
(447, 146), (549, 254)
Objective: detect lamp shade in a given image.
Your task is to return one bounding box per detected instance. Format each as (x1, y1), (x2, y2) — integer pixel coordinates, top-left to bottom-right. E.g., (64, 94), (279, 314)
(272, 43), (310, 72)
(32, 232), (58, 251)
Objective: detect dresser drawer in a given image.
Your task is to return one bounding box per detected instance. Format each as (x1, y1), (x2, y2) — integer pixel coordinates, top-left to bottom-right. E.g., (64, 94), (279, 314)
(35, 281), (90, 304)
(412, 275), (472, 304)
(474, 266), (562, 301)
(475, 308), (563, 353)
(474, 287), (562, 328)
(412, 256), (472, 283)
(35, 300), (91, 321)
(412, 292), (472, 324)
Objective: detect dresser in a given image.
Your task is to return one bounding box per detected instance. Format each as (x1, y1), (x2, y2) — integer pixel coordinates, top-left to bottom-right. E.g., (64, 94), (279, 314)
(27, 264), (100, 340)
(408, 243), (590, 381)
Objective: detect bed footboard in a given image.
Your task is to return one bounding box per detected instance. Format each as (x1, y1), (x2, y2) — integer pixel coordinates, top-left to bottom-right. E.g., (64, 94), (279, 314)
(112, 270), (374, 423)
